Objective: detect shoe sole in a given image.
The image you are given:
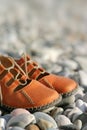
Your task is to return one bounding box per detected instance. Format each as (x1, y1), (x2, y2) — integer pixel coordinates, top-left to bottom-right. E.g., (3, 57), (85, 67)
(0, 95), (62, 113)
(58, 85), (79, 106)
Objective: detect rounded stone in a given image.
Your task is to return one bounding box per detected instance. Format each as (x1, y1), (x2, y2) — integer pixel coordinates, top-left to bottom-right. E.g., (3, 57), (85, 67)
(82, 124), (87, 130)
(50, 107), (63, 119)
(59, 124), (79, 130)
(25, 124), (40, 130)
(34, 112), (57, 129)
(75, 99), (87, 112)
(64, 107), (82, 122)
(55, 115), (72, 127)
(74, 119), (82, 130)
(79, 70), (87, 86)
(83, 93), (87, 103)
(74, 87), (84, 100)
(2, 114), (12, 123)
(7, 126), (25, 130)
(76, 113), (87, 127)
(0, 118), (6, 130)
(6, 113), (36, 128)
(11, 108), (30, 116)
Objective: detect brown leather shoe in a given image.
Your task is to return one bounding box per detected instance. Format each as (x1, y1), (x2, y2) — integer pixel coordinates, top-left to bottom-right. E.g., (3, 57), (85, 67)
(0, 55), (61, 112)
(16, 54), (78, 105)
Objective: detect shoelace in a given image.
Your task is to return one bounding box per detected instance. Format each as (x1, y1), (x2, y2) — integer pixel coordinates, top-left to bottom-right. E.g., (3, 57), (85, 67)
(22, 53), (54, 89)
(22, 53), (49, 79)
(0, 56), (35, 105)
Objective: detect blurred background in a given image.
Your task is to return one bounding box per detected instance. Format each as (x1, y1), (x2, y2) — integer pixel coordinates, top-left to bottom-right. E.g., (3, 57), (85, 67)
(0, 0), (87, 65)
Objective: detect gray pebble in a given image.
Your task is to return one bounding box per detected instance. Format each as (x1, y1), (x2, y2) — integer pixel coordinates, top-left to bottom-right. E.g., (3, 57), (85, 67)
(59, 124), (79, 130)
(75, 57), (87, 72)
(82, 123), (87, 130)
(47, 128), (59, 130)
(76, 99), (87, 112)
(6, 113), (36, 128)
(83, 92), (87, 103)
(64, 107), (82, 122)
(77, 113), (87, 126)
(7, 126), (25, 130)
(75, 87), (84, 100)
(59, 59), (78, 70)
(34, 112), (57, 129)
(2, 114), (12, 123)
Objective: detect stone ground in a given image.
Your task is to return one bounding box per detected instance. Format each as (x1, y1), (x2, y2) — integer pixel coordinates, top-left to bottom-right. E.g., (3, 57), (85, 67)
(0, 0), (87, 130)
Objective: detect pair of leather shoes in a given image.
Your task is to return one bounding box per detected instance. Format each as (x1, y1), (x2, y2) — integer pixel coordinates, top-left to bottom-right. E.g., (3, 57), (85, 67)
(0, 54), (78, 112)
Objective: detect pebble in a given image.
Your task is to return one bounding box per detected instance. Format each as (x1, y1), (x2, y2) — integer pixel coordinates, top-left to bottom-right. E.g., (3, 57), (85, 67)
(75, 99), (87, 112)
(0, 0), (87, 129)
(2, 114), (12, 123)
(82, 124), (87, 130)
(76, 113), (87, 127)
(64, 107), (82, 122)
(38, 118), (56, 130)
(55, 115), (72, 127)
(7, 126), (25, 130)
(25, 124), (40, 130)
(83, 92), (87, 103)
(59, 124), (79, 130)
(59, 59), (78, 70)
(74, 119), (82, 130)
(75, 57), (87, 72)
(50, 107), (64, 119)
(6, 113), (36, 128)
(79, 70), (87, 87)
(47, 128), (59, 130)
(34, 112), (57, 129)
(11, 109), (30, 116)
(0, 118), (6, 130)
(74, 87), (84, 100)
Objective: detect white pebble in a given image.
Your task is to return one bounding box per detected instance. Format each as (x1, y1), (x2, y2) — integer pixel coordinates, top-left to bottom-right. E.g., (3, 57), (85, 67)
(64, 107), (83, 122)
(76, 99), (87, 112)
(55, 115), (72, 127)
(0, 118), (6, 130)
(79, 70), (87, 86)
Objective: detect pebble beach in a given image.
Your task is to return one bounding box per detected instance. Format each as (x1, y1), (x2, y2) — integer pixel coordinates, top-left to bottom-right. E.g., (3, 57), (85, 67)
(0, 0), (87, 130)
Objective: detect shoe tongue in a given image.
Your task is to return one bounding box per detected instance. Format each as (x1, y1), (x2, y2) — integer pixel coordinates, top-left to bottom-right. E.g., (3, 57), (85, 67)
(16, 58), (25, 65)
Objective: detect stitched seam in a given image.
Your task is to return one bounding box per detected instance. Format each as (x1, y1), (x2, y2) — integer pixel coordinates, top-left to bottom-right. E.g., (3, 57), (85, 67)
(21, 90), (35, 105)
(42, 78), (55, 89)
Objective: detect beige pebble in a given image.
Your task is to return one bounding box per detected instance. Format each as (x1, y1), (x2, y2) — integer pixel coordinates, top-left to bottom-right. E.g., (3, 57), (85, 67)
(38, 119), (55, 130)
(25, 124), (40, 130)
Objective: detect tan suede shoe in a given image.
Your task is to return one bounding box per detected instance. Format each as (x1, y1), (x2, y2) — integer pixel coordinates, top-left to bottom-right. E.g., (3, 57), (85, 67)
(0, 55), (61, 112)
